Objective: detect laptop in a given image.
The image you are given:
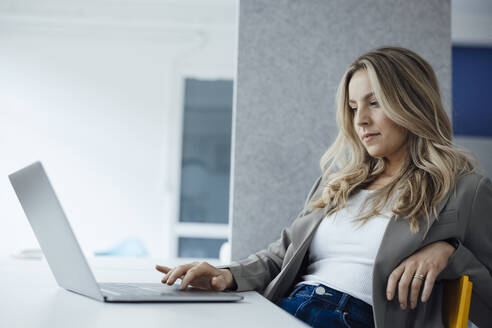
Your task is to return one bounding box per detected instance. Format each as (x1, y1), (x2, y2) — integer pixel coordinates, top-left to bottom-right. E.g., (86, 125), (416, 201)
(8, 161), (243, 303)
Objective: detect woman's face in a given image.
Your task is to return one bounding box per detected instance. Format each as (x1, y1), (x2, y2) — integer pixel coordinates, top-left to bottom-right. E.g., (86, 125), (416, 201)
(348, 69), (408, 162)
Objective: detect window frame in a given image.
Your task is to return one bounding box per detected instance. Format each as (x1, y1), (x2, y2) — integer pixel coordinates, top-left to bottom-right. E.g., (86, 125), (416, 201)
(167, 64), (234, 259)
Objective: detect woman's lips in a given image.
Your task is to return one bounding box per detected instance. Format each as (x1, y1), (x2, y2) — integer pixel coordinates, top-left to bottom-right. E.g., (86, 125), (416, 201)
(363, 133), (380, 142)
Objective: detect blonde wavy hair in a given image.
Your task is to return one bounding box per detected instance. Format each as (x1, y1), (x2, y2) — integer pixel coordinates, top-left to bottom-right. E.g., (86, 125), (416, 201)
(308, 46), (479, 234)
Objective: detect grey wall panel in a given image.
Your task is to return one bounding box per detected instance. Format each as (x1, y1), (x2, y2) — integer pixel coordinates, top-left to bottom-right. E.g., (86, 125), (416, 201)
(231, 0), (451, 260)
(454, 136), (492, 179)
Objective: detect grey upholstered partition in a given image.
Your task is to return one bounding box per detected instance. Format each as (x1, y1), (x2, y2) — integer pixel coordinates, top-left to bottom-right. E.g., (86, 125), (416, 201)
(230, 0), (451, 260)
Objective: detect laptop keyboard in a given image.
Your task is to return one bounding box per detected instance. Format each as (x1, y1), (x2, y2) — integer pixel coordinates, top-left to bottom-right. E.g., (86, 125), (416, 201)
(99, 283), (180, 296)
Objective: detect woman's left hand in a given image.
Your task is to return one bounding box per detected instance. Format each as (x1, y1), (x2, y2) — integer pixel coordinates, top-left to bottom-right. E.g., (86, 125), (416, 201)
(386, 241), (455, 310)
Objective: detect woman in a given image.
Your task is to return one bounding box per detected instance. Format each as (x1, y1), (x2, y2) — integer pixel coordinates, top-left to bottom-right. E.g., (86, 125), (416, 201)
(155, 47), (492, 328)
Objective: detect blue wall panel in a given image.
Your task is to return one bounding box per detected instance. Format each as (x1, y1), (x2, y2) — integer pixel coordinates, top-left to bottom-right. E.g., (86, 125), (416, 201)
(453, 46), (492, 136)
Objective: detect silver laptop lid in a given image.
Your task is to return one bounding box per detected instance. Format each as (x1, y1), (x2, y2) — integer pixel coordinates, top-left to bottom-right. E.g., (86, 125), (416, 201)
(9, 162), (104, 301)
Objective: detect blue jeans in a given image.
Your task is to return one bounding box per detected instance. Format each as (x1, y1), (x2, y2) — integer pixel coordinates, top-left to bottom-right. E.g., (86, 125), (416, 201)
(274, 283), (375, 328)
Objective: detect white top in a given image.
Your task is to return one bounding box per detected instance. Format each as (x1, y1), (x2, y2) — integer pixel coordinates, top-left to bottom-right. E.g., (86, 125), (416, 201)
(298, 189), (393, 306)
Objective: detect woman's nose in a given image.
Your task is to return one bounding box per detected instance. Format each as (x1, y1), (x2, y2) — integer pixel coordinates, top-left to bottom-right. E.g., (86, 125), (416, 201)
(354, 108), (370, 126)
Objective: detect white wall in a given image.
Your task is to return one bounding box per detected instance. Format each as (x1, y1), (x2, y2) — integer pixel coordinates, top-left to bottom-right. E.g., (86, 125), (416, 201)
(0, 0), (237, 258)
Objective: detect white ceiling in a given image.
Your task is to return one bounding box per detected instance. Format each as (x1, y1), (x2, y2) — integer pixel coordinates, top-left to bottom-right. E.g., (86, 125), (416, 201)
(0, 0), (490, 45)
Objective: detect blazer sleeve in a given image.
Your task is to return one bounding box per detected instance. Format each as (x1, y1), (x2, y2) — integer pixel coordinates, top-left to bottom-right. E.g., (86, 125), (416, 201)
(217, 175), (322, 293)
(439, 175), (492, 327)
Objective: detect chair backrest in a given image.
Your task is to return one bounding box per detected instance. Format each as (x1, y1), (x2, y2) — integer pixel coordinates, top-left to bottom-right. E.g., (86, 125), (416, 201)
(442, 275), (473, 328)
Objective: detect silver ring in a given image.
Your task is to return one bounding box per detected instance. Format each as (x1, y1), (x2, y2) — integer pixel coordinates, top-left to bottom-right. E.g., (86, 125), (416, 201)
(413, 273), (425, 281)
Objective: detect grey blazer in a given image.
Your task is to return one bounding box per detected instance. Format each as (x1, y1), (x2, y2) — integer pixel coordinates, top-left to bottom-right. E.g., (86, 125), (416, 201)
(223, 172), (492, 328)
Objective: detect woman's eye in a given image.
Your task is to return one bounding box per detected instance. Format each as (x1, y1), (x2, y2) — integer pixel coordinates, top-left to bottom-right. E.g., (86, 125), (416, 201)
(349, 101), (377, 113)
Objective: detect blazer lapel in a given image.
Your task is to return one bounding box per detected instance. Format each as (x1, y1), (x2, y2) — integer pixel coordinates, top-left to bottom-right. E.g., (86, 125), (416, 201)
(263, 207), (328, 300)
(371, 191), (453, 328)
(290, 207), (327, 247)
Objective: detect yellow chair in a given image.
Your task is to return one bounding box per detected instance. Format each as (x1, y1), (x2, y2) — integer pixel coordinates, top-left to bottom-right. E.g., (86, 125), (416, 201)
(442, 275), (473, 328)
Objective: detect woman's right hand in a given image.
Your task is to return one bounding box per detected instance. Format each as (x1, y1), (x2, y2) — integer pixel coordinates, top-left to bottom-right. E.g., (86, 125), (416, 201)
(155, 262), (235, 291)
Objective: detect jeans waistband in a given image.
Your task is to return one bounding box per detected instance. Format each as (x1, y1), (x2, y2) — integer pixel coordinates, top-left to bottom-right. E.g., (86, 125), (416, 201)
(288, 283), (373, 316)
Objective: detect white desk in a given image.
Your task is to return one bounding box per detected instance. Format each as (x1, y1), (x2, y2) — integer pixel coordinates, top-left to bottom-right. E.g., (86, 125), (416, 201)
(0, 257), (308, 328)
